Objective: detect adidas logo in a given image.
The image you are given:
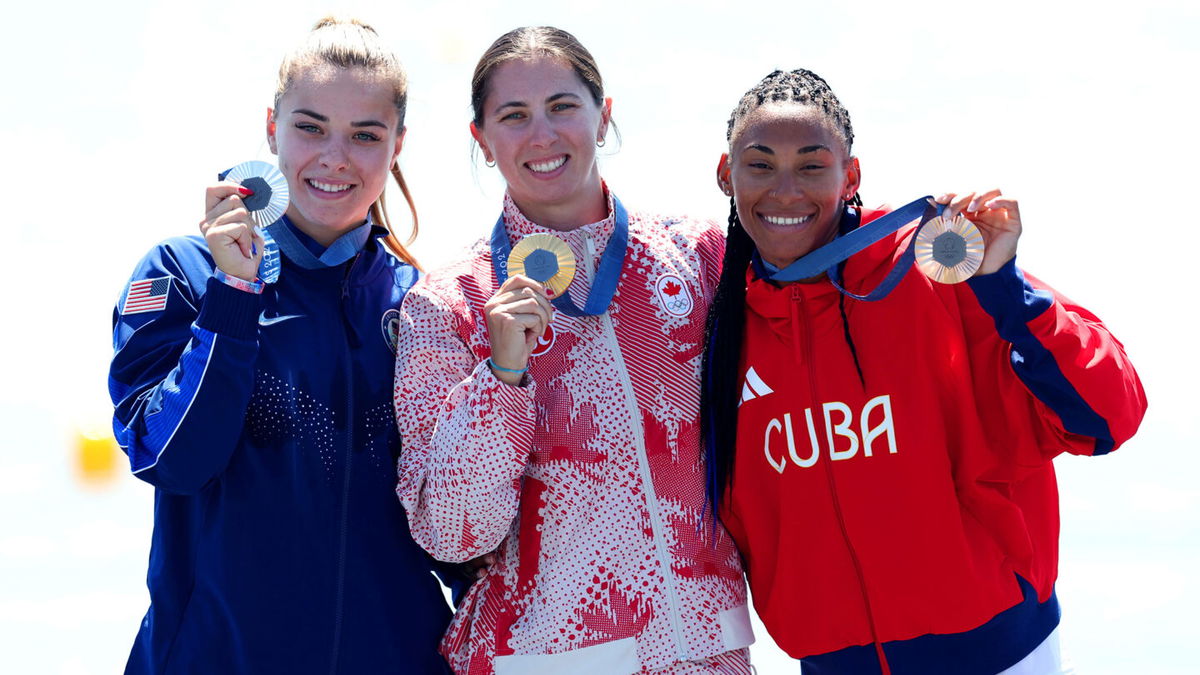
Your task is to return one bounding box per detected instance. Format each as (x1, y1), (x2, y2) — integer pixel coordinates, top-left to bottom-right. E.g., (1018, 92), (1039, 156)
(739, 366), (775, 406)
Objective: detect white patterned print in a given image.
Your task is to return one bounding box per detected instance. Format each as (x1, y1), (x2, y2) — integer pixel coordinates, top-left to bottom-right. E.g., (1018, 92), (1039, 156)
(395, 193), (751, 674)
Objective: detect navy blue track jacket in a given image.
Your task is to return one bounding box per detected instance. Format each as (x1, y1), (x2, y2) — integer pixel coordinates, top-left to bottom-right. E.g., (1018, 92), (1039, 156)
(109, 219), (453, 674)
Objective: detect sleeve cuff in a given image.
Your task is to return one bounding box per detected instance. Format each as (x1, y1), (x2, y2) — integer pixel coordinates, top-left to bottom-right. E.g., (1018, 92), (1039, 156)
(197, 275), (263, 339)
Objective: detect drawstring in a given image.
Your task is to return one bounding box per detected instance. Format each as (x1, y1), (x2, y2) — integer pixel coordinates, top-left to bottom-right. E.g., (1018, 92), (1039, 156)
(838, 290), (865, 389)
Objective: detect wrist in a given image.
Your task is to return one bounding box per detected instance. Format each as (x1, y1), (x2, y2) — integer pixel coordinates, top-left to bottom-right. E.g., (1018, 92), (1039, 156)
(213, 269), (264, 294)
(488, 357), (528, 386)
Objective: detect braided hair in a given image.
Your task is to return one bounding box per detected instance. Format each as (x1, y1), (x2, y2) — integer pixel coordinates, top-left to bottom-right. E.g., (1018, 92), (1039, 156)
(702, 69), (859, 518)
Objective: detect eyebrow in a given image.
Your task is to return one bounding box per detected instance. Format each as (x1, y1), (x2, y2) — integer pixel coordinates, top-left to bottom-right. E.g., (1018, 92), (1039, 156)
(745, 143), (831, 155)
(493, 92), (584, 115)
(293, 109), (387, 129)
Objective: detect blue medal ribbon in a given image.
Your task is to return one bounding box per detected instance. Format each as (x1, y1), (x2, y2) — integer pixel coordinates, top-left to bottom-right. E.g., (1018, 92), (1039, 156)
(491, 197), (630, 317)
(767, 196), (943, 301)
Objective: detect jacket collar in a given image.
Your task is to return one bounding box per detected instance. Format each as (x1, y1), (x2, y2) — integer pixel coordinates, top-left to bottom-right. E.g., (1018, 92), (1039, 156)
(267, 215), (374, 270)
(500, 187), (617, 251)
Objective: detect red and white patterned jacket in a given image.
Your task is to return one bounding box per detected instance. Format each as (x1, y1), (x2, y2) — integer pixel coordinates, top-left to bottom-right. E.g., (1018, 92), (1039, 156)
(394, 192), (752, 674)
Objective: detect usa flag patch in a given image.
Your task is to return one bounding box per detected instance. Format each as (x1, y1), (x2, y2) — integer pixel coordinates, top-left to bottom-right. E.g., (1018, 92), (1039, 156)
(123, 277), (171, 315)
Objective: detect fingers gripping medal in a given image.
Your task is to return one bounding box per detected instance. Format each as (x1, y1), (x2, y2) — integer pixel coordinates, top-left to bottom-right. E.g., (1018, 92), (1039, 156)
(507, 234), (576, 296)
(219, 160), (288, 283)
(914, 214), (985, 284)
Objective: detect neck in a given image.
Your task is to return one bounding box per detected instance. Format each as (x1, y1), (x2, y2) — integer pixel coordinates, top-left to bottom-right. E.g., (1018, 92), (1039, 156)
(762, 228), (840, 284)
(285, 206), (366, 248)
(511, 177), (607, 232)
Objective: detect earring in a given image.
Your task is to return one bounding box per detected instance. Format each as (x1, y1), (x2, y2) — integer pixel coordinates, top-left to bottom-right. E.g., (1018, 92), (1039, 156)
(485, 158), (496, 168)
(596, 137), (606, 148)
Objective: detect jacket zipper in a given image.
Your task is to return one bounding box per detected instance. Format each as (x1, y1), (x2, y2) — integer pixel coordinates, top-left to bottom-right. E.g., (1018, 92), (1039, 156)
(328, 255), (361, 675)
(793, 286), (891, 675)
(587, 233), (688, 659)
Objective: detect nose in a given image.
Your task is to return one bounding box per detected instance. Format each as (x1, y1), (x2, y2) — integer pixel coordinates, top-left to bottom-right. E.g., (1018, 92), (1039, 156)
(769, 172), (804, 203)
(320, 137), (349, 171)
(527, 111), (558, 148)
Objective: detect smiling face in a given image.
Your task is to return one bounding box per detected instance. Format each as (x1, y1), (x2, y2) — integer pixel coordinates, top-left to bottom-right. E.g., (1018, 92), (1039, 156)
(268, 66), (403, 246)
(719, 103), (860, 269)
(471, 56), (611, 229)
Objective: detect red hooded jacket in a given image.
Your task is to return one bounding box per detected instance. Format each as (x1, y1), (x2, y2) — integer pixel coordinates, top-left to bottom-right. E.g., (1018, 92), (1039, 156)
(721, 209), (1146, 671)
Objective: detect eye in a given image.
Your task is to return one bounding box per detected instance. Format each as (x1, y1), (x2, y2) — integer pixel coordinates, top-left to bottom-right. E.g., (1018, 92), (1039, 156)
(499, 111), (526, 122)
(353, 131), (381, 142)
(747, 161), (772, 170)
(295, 122), (321, 134)
(551, 102), (578, 112)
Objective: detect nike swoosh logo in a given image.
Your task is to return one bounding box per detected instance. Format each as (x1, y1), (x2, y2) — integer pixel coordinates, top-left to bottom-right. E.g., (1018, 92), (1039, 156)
(258, 311), (304, 326)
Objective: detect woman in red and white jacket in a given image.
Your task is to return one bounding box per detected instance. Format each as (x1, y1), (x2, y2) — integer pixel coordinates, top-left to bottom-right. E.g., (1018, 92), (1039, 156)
(394, 27), (752, 675)
(701, 69), (1147, 674)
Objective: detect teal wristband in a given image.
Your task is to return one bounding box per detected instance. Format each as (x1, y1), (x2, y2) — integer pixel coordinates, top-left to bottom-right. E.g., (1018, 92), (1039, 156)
(488, 357), (528, 375)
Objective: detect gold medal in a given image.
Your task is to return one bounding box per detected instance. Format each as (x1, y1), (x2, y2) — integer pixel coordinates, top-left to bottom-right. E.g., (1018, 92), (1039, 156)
(507, 233), (577, 296)
(914, 214), (985, 284)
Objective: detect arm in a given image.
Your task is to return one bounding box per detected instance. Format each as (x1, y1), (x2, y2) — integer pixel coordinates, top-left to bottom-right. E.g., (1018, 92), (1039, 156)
(939, 190), (1145, 461)
(964, 258), (1146, 459)
(109, 241), (262, 494)
(394, 283), (539, 563)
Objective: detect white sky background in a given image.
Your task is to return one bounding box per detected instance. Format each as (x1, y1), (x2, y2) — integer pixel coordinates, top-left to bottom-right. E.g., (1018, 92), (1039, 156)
(1, 0), (1197, 672)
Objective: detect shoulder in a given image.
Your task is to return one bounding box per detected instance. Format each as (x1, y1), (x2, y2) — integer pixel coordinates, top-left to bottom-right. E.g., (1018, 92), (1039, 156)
(114, 235), (212, 338)
(628, 208), (725, 258)
(369, 243), (422, 297)
(409, 239), (496, 309)
(120, 235), (213, 303)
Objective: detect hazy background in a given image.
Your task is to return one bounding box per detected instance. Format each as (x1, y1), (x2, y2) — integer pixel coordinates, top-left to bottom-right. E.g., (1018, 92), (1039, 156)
(2, 0), (1196, 672)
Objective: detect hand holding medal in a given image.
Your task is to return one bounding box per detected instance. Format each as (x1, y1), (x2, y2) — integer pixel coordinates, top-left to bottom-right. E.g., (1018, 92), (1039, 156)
(929, 190), (1021, 280)
(483, 269), (557, 386)
(202, 161), (288, 283)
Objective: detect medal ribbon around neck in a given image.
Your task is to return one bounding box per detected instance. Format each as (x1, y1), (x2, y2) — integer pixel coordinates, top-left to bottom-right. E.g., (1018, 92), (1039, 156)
(767, 196), (978, 300)
(491, 196), (630, 318)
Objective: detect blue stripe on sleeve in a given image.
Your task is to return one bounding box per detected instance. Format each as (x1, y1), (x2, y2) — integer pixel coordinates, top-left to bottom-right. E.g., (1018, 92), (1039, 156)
(113, 326), (218, 473)
(967, 258), (1115, 455)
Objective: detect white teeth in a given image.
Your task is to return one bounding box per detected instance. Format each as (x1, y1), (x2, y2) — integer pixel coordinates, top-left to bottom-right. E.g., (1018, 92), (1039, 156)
(308, 180), (352, 193)
(763, 214), (812, 226)
(527, 156), (567, 173)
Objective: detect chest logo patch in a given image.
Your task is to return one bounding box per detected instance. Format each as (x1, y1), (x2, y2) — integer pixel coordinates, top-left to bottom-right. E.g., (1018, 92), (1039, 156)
(381, 308), (401, 354)
(531, 323), (557, 357)
(655, 273), (693, 317)
(739, 366), (775, 406)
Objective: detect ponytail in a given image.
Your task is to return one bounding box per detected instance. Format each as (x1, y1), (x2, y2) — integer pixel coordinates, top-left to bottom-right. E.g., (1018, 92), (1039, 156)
(369, 163), (421, 270)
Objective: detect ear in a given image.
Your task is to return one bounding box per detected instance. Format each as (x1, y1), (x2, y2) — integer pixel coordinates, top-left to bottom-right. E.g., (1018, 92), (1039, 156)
(715, 153), (733, 197)
(392, 126), (406, 165)
(598, 96), (613, 140)
(266, 107), (278, 155)
(843, 156), (862, 199)
(470, 121), (493, 163)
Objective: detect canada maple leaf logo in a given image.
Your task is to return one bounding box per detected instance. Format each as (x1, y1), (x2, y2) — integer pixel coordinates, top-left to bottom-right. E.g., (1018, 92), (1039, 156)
(662, 280), (682, 296)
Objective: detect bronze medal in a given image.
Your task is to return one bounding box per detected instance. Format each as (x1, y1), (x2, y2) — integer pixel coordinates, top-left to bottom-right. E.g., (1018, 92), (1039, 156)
(915, 214), (985, 284)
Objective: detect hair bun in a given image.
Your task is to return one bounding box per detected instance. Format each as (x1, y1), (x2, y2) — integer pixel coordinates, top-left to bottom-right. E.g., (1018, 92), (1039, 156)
(311, 15), (377, 34)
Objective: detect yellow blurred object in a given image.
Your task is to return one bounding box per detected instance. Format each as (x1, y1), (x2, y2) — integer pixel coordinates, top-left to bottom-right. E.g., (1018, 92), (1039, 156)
(75, 422), (120, 486)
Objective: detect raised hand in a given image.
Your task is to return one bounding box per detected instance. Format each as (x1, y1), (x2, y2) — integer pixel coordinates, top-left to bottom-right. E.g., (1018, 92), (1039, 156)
(201, 183), (266, 282)
(482, 275), (555, 386)
(935, 190), (1022, 276)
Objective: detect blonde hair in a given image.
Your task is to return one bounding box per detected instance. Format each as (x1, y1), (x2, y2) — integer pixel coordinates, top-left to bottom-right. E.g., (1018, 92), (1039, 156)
(275, 17), (420, 269)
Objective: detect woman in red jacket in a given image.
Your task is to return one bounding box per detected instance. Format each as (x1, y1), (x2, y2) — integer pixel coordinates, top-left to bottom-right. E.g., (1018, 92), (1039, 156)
(701, 69), (1147, 674)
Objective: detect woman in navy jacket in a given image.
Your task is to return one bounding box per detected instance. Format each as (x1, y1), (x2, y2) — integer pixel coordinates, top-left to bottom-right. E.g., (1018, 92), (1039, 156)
(108, 18), (453, 674)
